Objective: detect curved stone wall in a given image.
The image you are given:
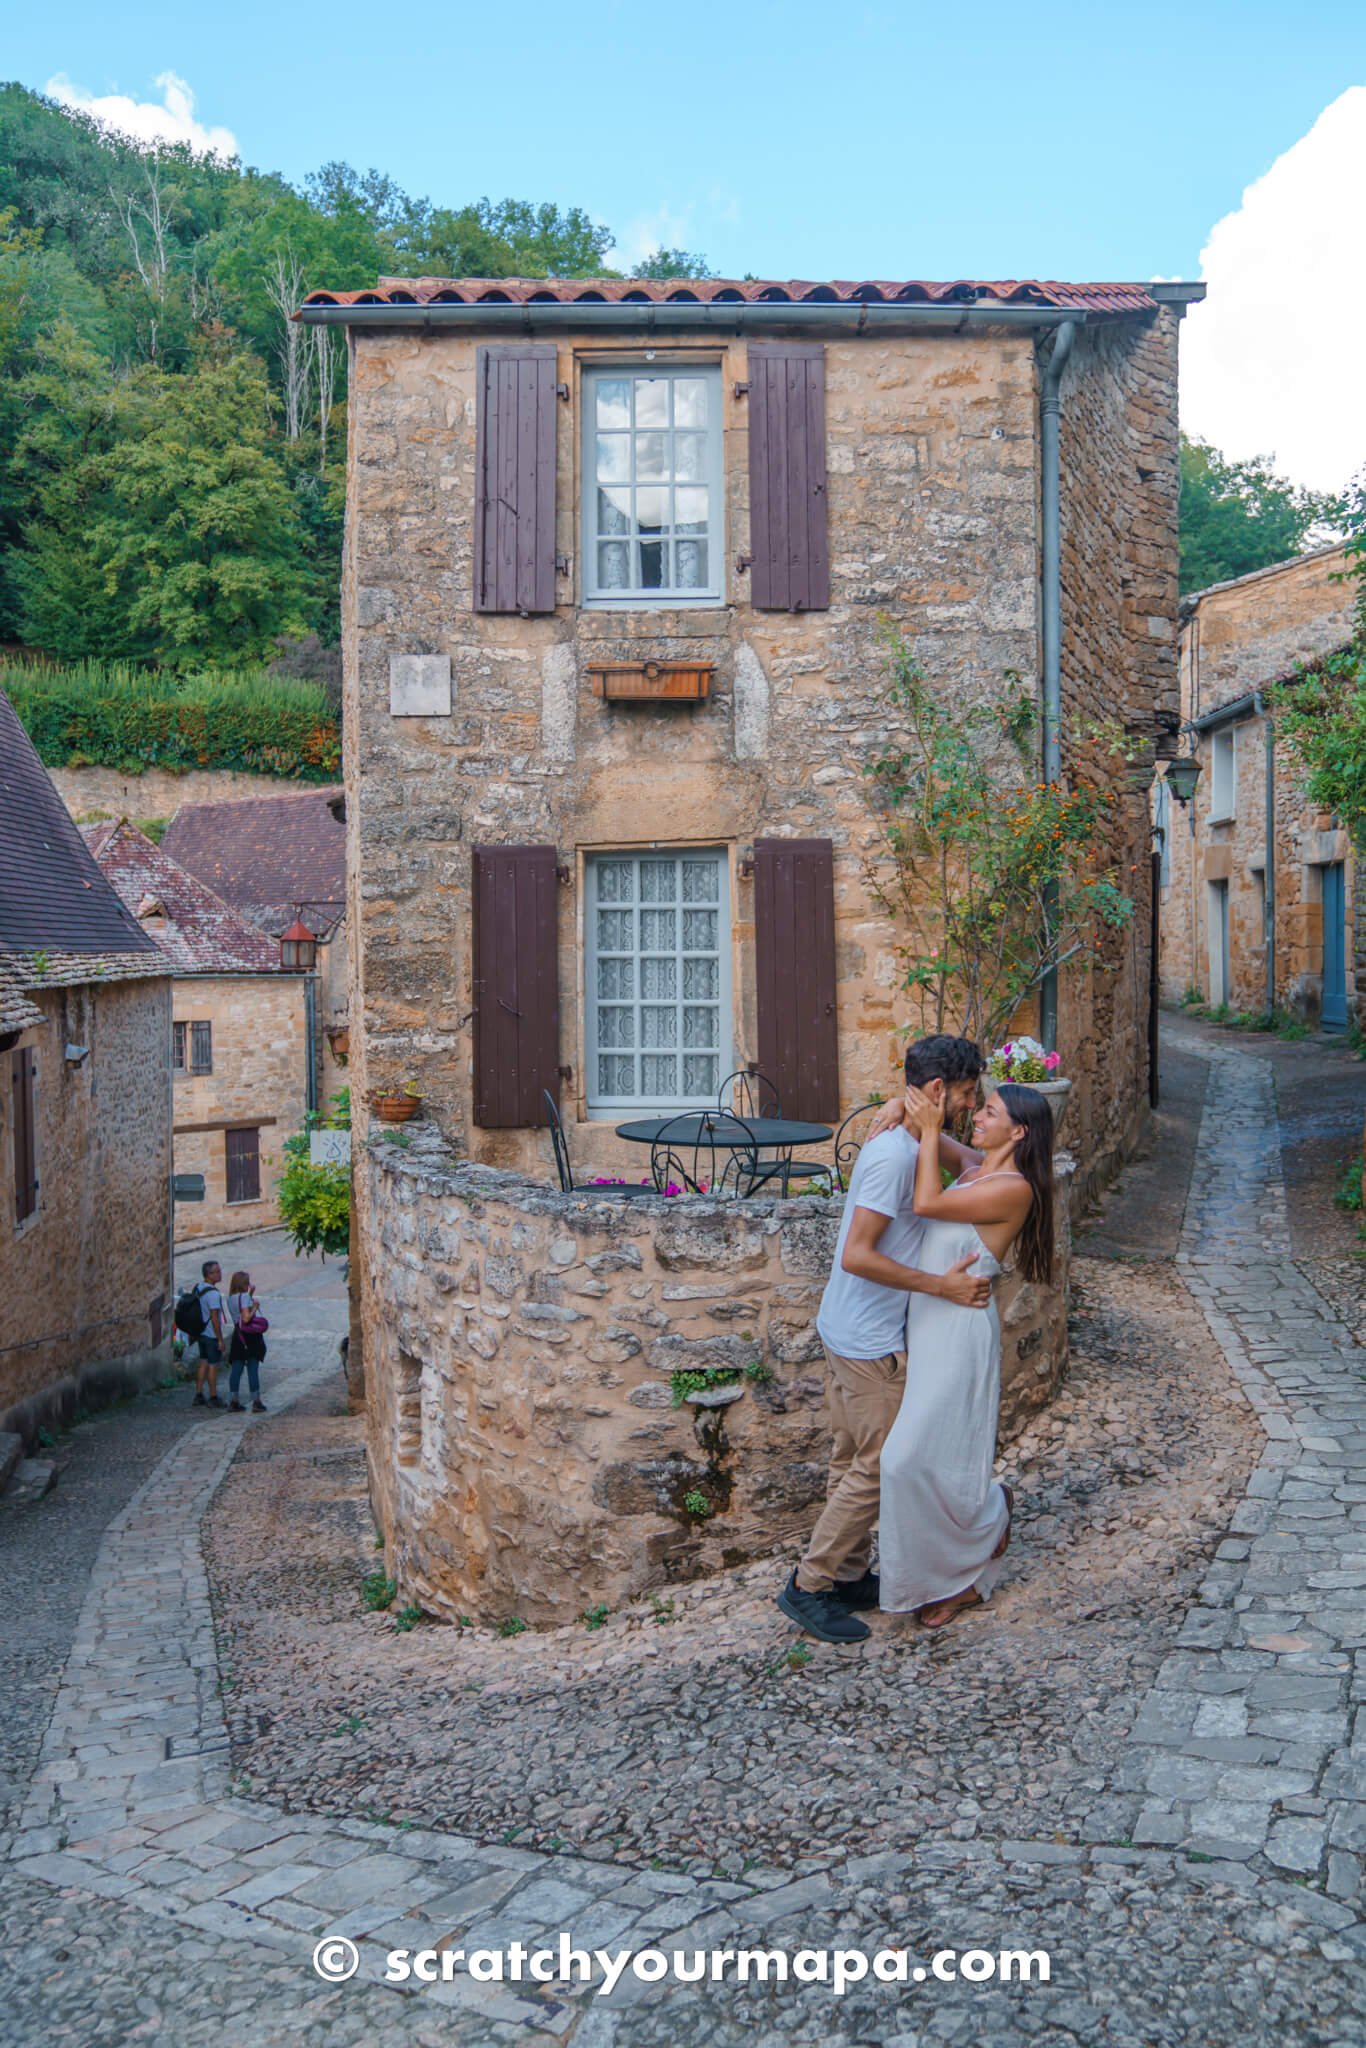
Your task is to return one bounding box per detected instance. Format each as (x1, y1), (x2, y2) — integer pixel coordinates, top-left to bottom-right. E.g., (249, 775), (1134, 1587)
(361, 1126), (1074, 1626)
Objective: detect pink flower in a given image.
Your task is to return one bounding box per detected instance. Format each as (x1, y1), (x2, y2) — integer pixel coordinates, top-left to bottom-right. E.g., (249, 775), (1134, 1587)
(1045, 1051), (1061, 1071)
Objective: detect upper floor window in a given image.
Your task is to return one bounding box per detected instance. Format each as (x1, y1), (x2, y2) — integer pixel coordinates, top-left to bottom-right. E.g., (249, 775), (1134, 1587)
(1209, 727), (1236, 823)
(582, 366), (722, 606)
(174, 1020), (213, 1075)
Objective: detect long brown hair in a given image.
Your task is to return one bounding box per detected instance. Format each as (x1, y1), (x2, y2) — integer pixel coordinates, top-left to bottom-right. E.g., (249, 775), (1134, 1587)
(995, 1084), (1054, 1286)
(227, 1270), (251, 1297)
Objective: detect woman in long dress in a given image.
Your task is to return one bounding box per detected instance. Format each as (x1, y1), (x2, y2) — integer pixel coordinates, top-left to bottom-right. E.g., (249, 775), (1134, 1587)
(878, 1082), (1056, 1629)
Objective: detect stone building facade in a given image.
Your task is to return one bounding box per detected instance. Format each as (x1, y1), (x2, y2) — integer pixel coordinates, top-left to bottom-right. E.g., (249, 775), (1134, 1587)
(299, 273), (1197, 1612)
(0, 692), (173, 1439)
(83, 821), (314, 1242)
(1159, 547), (1359, 1025)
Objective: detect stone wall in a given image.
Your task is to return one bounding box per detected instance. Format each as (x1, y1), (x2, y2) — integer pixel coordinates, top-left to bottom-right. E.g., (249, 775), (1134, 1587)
(1054, 313), (1182, 1197)
(1161, 549), (1358, 1021)
(0, 976), (172, 1435)
(362, 1123), (1074, 1626)
(343, 314), (1181, 1202)
(52, 765), (316, 828)
(172, 975), (309, 1241)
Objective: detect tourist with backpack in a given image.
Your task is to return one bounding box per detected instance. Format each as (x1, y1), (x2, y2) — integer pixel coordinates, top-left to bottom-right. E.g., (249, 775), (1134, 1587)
(174, 1260), (227, 1407)
(226, 1269), (269, 1413)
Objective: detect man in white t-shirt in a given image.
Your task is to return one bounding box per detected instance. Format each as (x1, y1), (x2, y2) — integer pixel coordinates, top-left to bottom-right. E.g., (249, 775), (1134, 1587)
(777, 1034), (989, 1644)
(192, 1259), (228, 1410)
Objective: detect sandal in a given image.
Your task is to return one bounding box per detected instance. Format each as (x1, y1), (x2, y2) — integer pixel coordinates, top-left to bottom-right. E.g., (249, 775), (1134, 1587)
(916, 1586), (983, 1630)
(992, 1484), (1014, 1561)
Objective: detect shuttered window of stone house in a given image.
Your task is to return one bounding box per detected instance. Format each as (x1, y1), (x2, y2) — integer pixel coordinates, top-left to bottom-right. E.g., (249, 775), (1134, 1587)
(747, 343), (830, 612)
(172, 1021), (187, 1072)
(190, 1021), (212, 1074)
(225, 1126), (261, 1205)
(471, 846), (560, 1128)
(474, 344), (558, 615)
(12, 1045), (37, 1223)
(753, 839), (839, 1121)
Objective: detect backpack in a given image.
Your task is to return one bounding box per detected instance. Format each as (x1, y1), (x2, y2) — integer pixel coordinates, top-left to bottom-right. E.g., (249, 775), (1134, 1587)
(174, 1284), (207, 1341)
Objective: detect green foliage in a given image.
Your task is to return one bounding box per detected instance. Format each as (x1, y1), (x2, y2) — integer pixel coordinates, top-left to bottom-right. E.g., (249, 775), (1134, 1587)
(498, 1616), (528, 1638)
(1333, 1156), (1364, 1213)
(392, 1604), (423, 1633)
(1271, 641), (1366, 850)
(743, 1358), (774, 1385)
(278, 1131), (350, 1258)
(581, 1603), (610, 1631)
(669, 1366), (741, 1406)
(682, 1489), (712, 1518)
(1179, 436), (1341, 596)
(768, 1642), (813, 1675)
(362, 1571), (396, 1611)
(648, 1594), (677, 1626)
(3, 656), (339, 778)
(865, 626), (1136, 1044)
(1179, 986), (1204, 1008)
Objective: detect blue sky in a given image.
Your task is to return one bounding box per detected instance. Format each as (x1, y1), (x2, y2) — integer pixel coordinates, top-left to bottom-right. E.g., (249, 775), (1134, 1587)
(11, 1), (1365, 281)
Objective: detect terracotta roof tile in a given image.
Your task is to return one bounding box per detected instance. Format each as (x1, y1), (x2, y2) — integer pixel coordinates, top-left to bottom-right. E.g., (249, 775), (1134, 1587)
(0, 690), (166, 961)
(80, 821), (284, 975)
(300, 276), (1165, 317)
(160, 787), (345, 939)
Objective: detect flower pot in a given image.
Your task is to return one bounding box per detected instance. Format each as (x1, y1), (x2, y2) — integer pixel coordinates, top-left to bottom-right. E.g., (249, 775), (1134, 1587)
(373, 1093), (420, 1124)
(1030, 1077), (1073, 1131)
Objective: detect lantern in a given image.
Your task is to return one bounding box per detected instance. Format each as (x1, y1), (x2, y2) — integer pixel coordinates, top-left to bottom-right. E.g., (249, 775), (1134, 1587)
(1164, 756), (1202, 807)
(280, 916), (318, 972)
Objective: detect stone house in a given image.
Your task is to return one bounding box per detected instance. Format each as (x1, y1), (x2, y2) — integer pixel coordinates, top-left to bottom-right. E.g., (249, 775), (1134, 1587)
(295, 273), (1199, 1621)
(160, 786), (349, 1097)
(0, 691), (173, 1441)
(1159, 545), (1359, 1025)
(82, 821), (314, 1241)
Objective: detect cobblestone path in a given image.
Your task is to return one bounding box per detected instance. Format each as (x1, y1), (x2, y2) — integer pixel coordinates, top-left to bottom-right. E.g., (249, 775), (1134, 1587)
(2, 1037), (1363, 2045)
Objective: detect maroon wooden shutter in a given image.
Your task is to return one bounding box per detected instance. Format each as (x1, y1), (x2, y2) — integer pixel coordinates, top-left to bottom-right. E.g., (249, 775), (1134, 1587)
(747, 343), (830, 612)
(225, 1126), (261, 1205)
(753, 839), (839, 1120)
(474, 345), (558, 614)
(191, 1021), (212, 1074)
(472, 846), (560, 1127)
(12, 1046), (37, 1222)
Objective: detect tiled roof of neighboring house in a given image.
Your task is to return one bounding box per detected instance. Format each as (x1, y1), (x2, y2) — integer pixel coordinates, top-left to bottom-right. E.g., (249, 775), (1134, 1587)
(0, 688), (167, 964)
(0, 964), (45, 1033)
(81, 821), (283, 975)
(300, 276), (1173, 317)
(159, 787), (345, 940)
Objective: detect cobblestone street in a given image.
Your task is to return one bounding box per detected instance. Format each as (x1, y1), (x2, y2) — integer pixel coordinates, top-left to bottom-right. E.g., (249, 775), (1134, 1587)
(2, 1027), (1364, 2045)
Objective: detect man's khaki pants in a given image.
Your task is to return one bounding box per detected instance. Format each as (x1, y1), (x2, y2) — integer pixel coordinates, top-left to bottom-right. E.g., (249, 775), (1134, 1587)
(795, 1342), (906, 1593)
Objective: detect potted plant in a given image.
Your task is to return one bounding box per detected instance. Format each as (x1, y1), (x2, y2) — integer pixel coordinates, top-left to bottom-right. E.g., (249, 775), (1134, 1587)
(985, 1036), (1071, 1129)
(372, 1079), (423, 1124)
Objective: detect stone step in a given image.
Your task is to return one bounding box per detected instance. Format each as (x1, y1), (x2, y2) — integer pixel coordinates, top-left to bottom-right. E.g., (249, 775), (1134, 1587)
(3, 1456), (58, 1506)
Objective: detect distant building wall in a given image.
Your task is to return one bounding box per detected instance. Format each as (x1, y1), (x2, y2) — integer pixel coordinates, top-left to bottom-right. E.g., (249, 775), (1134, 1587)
(1161, 548), (1358, 1023)
(0, 976), (172, 1431)
(171, 975), (309, 1241)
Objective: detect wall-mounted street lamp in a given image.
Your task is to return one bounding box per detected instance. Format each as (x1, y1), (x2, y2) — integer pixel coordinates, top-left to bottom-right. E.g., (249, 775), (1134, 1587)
(1164, 756), (1202, 807)
(280, 915), (318, 972)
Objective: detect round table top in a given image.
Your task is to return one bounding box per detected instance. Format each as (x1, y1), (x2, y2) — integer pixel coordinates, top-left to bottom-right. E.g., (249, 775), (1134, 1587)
(614, 1114), (833, 1147)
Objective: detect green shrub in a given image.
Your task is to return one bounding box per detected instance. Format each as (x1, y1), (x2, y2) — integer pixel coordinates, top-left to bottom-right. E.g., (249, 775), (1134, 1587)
(2, 657), (340, 781)
(1334, 1157), (1364, 1213)
(277, 1132), (349, 1257)
(669, 1366), (740, 1407)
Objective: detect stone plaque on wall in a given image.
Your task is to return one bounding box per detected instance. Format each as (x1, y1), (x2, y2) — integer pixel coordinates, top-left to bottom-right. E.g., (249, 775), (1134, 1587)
(389, 654), (452, 717)
(310, 1129), (351, 1166)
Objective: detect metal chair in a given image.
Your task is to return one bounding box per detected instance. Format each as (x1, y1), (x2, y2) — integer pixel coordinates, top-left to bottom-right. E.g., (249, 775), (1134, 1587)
(542, 1091), (655, 1199)
(650, 1111), (760, 1199)
(831, 1101), (886, 1191)
(717, 1069), (830, 1197)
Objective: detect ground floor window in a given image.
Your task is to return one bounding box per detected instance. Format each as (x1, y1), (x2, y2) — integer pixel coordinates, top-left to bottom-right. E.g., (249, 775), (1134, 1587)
(225, 1125), (261, 1205)
(585, 849), (730, 1111)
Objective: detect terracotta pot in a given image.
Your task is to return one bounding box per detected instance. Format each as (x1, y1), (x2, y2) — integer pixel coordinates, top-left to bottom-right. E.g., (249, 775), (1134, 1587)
(373, 1093), (420, 1124)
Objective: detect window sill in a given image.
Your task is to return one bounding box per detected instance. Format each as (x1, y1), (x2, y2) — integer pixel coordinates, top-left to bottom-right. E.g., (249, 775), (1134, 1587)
(1207, 813), (1235, 828)
(581, 597), (725, 613)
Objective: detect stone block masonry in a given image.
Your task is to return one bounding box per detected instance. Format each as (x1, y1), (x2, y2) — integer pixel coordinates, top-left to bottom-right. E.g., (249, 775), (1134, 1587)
(361, 1124), (1073, 1624)
(172, 976), (309, 1242)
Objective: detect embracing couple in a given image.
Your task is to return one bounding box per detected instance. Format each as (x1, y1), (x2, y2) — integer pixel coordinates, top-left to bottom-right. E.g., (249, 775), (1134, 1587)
(777, 1032), (1055, 1644)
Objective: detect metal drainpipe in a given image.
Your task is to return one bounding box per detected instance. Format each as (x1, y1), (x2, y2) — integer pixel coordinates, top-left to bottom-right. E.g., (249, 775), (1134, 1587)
(304, 974), (318, 1117)
(1258, 692), (1276, 1015)
(1037, 320), (1078, 1053)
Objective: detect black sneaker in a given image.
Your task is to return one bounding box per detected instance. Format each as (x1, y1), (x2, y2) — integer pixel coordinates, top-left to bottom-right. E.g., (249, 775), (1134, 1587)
(192, 1392), (205, 1406)
(776, 1569), (870, 1645)
(207, 1396), (224, 1408)
(228, 1401), (245, 1413)
(833, 1569), (880, 1612)
(251, 1400), (267, 1413)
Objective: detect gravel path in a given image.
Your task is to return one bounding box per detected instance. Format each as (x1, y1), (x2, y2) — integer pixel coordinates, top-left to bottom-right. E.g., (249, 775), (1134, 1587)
(3, 1040), (1364, 2045)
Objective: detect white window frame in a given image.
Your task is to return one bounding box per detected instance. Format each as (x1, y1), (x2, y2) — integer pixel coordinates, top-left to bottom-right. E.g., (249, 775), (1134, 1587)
(1208, 727), (1236, 824)
(580, 363), (724, 608)
(584, 848), (733, 1115)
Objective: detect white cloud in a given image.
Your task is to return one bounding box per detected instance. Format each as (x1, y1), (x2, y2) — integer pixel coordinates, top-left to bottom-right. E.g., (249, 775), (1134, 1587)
(607, 205), (699, 272)
(45, 70), (238, 161)
(1180, 86), (1366, 495)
